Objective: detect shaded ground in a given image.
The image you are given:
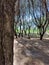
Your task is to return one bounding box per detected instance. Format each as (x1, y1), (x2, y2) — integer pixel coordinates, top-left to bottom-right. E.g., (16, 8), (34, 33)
(13, 37), (49, 65)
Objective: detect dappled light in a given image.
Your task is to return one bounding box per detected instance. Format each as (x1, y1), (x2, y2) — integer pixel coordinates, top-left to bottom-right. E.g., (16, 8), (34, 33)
(0, 0), (49, 65)
(13, 37), (49, 65)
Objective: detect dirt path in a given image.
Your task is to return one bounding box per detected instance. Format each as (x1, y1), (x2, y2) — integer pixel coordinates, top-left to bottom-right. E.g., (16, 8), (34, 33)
(13, 37), (49, 65)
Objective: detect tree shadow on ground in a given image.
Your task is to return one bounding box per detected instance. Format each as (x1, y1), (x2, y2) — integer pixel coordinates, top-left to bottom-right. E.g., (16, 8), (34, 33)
(14, 37), (49, 65)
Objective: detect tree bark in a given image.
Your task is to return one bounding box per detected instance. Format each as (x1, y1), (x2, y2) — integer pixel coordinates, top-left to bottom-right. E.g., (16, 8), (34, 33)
(0, 1), (5, 65)
(28, 26), (30, 39)
(2, 1), (15, 65)
(0, 15), (5, 65)
(3, 0), (20, 65)
(0, 0), (20, 65)
(40, 34), (43, 40)
(18, 24), (21, 37)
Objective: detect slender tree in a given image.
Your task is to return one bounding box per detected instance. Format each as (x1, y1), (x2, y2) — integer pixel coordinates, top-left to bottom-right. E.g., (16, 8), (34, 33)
(31, 0), (49, 40)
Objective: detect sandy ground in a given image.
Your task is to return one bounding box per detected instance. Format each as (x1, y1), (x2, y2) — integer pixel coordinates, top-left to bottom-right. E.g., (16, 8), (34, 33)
(13, 37), (49, 65)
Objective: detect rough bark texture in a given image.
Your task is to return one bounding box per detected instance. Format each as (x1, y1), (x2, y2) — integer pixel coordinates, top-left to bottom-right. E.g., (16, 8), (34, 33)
(0, 17), (5, 65)
(0, 0), (5, 65)
(0, 0), (20, 65)
(2, 0), (20, 65)
(3, 1), (14, 65)
(0, 0), (15, 65)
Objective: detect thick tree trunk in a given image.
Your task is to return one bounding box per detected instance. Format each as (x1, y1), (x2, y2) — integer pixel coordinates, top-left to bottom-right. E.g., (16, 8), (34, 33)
(3, 1), (15, 65)
(0, 0), (20, 65)
(0, 18), (5, 65)
(3, 12), (14, 65)
(0, 1), (5, 65)
(3, 0), (20, 65)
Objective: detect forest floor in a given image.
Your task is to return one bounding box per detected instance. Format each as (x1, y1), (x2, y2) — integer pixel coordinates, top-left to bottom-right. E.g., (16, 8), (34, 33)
(13, 37), (49, 65)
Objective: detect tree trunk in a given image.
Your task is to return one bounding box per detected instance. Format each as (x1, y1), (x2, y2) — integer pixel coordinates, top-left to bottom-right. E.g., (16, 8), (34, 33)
(0, 16), (5, 65)
(40, 34), (43, 40)
(0, 1), (5, 65)
(14, 30), (17, 38)
(28, 26), (30, 39)
(0, 0), (20, 65)
(21, 30), (23, 37)
(3, 1), (14, 65)
(24, 30), (26, 35)
(20, 21), (21, 37)
(40, 31), (44, 40)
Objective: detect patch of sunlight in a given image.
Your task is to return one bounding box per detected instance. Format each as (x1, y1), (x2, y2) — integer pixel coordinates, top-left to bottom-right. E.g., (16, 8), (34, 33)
(46, 32), (49, 35)
(14, 39), (18, 53)
(34, 42), (39, 46)
(35, 42), (39, 45)
(18, 43), (24, 47)
(30, 38), (39, 40)
(20, 58), (45, 65)
(26, 44), (32, 47)
(44, 38), (49, 40)
(14, 39), (18, 44)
